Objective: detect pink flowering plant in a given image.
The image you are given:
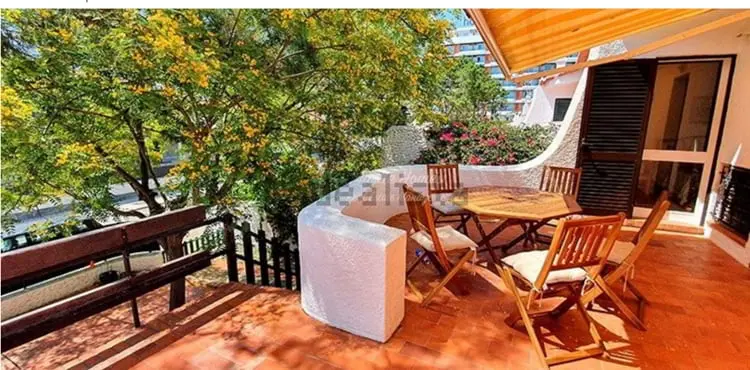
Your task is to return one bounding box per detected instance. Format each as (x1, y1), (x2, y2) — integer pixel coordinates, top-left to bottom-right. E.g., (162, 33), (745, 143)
(415, 121), (554, 166)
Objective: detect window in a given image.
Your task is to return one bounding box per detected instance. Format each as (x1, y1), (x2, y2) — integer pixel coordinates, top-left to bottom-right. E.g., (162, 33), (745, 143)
(542, 63), (556, 71)
(526, 79), (539, 86)
(553, 98), (572, 122)
(474, 56), (485, 64)
(490, 67), (501, 75)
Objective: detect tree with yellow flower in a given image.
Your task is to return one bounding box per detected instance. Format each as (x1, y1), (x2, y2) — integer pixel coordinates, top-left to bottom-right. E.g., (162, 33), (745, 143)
(2, 9), (456, 304)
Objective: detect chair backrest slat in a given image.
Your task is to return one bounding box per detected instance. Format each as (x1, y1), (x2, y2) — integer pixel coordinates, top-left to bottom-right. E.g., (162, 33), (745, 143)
(534, 213), (625, 289)
(540, 165), (582, 197)
(403, 185), (452, 269)
(427, 164), (461, 195)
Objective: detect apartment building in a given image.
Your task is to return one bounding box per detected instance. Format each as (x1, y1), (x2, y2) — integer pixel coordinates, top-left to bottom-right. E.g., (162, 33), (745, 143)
(446, 25), (578, 118)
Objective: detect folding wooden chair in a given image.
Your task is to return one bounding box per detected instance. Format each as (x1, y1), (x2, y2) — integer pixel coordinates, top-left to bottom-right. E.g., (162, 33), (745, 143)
(540, 165), (582, 196)
(403, 184), (477, 307)
(499, 213), (625, 369)
(580, 191), (670, 330)
(426, 164), (472, 234)
(533, 165), (583, 245)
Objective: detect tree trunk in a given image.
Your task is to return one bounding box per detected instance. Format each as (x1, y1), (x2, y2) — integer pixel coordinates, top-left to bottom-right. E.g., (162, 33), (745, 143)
(164, 233), (186, 309)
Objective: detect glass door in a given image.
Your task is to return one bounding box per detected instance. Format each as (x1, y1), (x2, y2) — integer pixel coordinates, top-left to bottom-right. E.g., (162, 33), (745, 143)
(633, 58), (731, 225)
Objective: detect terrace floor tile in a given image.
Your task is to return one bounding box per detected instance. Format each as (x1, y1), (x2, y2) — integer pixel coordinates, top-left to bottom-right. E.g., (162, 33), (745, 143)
(4, 213), (750, 369)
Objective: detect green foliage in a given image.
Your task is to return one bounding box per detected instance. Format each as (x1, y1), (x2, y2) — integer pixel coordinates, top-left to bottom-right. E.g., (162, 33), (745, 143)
(1, 9), (453, 240)
(435, 58), (507, 122)
(415, 121), (555, 166)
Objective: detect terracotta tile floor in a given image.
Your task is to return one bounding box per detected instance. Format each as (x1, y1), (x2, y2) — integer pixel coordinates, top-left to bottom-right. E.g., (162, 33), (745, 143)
(4, 213), (750, 369)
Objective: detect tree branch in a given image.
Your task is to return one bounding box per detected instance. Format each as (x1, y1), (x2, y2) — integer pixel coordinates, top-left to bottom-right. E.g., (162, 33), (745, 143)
(279, 68), (331, 80)
(92, 145), (163, 214)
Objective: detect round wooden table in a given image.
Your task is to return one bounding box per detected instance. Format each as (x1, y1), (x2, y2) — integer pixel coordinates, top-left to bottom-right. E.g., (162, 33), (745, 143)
(450, 186), (582, 258)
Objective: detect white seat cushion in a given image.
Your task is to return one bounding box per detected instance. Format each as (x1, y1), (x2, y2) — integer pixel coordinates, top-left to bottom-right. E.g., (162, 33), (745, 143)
(430, 195), (467, 215)
(410, 226), (477, 253)
(607, 240), (635, 265)
(501, 250), (587, 286)
(432, 201), (466, 215)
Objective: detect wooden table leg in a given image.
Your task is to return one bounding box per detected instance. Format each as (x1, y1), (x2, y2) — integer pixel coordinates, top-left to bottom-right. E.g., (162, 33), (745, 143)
(502, 220), (549, 252)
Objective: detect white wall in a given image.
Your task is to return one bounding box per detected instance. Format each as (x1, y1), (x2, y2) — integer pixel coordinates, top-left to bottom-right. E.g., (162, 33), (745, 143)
(522, 70), (581, 124)
(0, 252), (164, 319)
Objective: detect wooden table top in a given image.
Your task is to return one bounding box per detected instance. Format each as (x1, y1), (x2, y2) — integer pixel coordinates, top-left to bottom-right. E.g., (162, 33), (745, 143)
(450, 186), (582, 222)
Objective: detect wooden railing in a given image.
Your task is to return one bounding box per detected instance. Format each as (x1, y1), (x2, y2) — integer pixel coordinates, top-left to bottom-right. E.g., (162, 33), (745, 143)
(0, 206), (304, 352)
(0, 206), (238, 352)
(236, 221), (301, 291)
(180, 221), (301, 290)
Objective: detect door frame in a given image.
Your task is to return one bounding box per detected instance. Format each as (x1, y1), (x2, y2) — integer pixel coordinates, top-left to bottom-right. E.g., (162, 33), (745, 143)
(631, 56), (734, 226)
(576, 54), (737, 225)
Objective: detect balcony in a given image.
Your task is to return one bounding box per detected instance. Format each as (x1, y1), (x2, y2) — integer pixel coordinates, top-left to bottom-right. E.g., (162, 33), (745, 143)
(3, 216), (749, 369)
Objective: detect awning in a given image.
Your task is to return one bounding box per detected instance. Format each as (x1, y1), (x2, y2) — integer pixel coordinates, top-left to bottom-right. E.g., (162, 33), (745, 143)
(465, 9), (749, 82)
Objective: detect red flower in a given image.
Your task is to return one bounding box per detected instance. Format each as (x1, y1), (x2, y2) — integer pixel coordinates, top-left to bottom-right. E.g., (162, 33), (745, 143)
(460, 133), (469, 140)
(440, 132), (455, 142)
(469, 155), (481, 165)
(485, 138), (498, 147)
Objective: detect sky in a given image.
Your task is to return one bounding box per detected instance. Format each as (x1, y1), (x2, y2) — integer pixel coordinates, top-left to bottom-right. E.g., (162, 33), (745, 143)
(438, 10), (475, 28)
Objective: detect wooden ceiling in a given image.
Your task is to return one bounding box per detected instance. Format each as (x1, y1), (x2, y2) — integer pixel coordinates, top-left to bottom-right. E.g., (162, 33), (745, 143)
(466, 9), (711, 77)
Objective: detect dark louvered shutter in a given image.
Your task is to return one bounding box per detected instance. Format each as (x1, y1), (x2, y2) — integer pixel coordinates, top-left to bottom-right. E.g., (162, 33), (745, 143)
(577, 61), (655, 216)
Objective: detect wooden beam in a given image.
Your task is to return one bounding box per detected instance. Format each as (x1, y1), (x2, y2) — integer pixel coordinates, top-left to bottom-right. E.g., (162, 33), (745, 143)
(0, 225), (125, 289)
(511, 10), (750, 83)
(465, 9), (512, 79)
(506, 9), (707, 71)
(122, 205), (206, 245)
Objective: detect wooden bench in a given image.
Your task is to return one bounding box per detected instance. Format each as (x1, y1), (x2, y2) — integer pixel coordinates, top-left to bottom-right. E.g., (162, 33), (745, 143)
(0, 206), (238, 351)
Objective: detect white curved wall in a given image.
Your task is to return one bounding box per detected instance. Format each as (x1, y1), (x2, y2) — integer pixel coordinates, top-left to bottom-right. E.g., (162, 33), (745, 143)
(297, 68), (589, 343)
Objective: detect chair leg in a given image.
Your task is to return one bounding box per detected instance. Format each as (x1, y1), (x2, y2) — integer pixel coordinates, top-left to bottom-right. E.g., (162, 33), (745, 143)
(424, 252), (447, 275)
(406, 278), (424, 301)
(458, 215), (470, 235)
(473, 215), (499, 263)
(550, 293), (578, 319)
(580, 281), (603, 307)
(406, 252), (425, 276)
(594, 276), (646, 330)
(575, 296), (604, 351)
(500, 267), (549, 369)
(626, 281), (649, 322)
(421, 250), (475, 307)
(543, 287), (605, 366)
